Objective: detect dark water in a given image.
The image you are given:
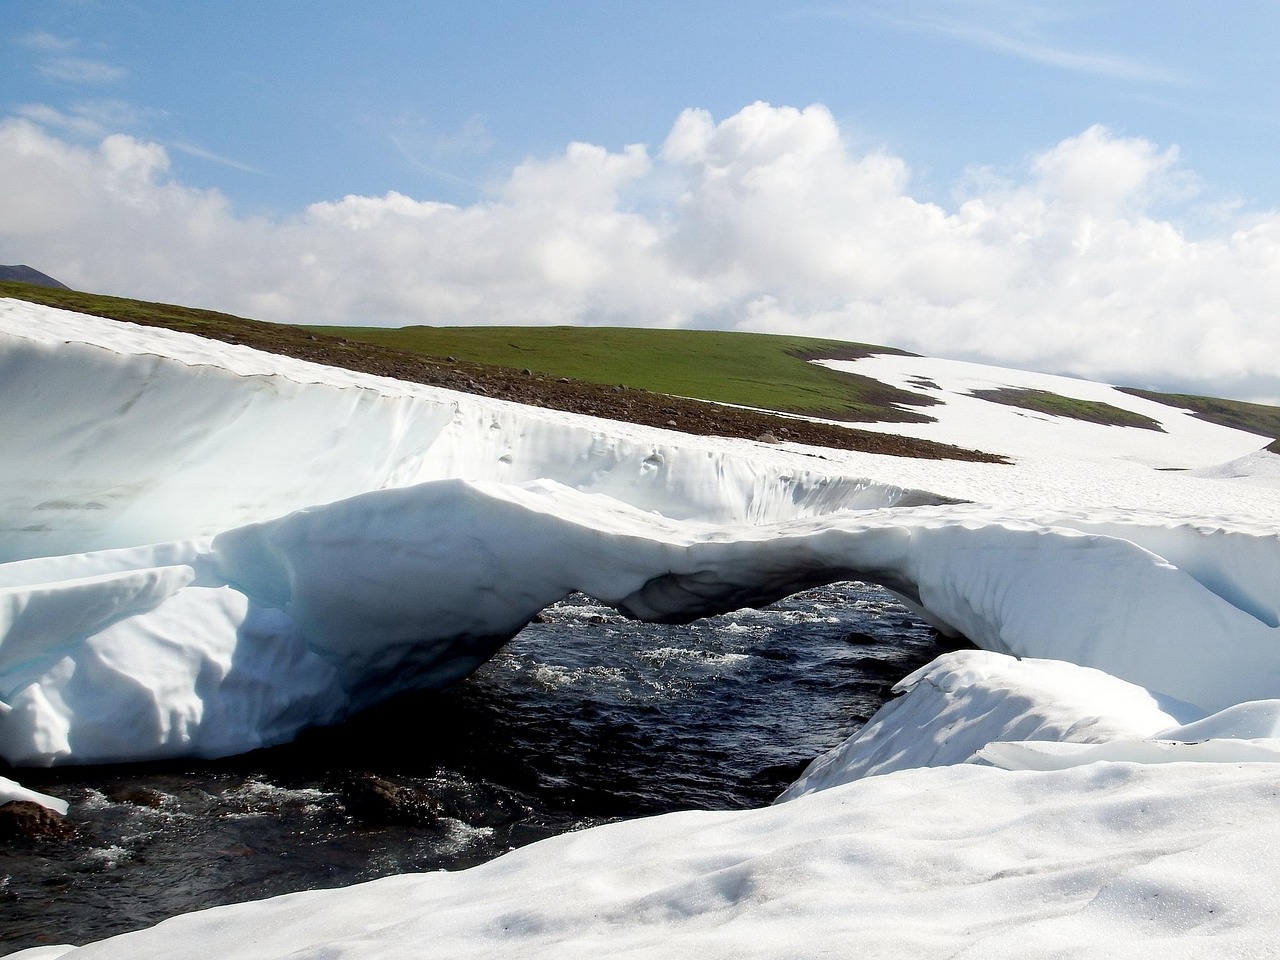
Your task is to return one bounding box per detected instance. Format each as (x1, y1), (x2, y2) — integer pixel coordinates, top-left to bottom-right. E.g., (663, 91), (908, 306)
(0, 582), (951, 955)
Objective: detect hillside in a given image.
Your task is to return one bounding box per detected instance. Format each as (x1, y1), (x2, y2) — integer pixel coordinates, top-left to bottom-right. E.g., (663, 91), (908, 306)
(1120, 387), (1280, 453)
(310, 324), (939, 424)
(6, 279), (1277, 455)
(0, 281), (1001, 463)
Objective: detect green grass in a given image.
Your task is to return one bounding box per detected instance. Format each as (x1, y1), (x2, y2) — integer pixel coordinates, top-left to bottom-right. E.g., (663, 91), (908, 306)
(310, 324), (939, 423)
(969, 387), (1166, 431)
(1119, 387), (1280, 452)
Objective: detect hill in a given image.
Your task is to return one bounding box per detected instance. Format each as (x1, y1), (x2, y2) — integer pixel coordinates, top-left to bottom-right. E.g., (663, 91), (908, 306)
(1119, 388), (1280, 453)
(0, 265), (69, 289)
(0, 281), (1000, 463)
(309, 324), (939, 425)
(5, 279), (1276, 454)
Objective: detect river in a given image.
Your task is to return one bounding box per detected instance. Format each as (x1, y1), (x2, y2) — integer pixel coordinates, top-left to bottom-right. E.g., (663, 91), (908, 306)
(1, 582), (954, 955)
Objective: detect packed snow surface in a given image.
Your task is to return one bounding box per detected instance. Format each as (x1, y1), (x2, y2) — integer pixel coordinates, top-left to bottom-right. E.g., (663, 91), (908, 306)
(3, 297), (1280, 956)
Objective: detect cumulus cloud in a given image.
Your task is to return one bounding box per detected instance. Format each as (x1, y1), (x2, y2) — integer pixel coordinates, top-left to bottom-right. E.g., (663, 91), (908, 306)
(1, 104), (1278, 402)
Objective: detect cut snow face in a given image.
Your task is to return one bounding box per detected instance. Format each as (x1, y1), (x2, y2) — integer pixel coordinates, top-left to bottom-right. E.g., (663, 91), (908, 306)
(2, 297), (1280, 958)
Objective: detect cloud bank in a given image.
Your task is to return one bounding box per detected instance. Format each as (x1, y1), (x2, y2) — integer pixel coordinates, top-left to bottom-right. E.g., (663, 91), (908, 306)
(2, 102), (1278, 401)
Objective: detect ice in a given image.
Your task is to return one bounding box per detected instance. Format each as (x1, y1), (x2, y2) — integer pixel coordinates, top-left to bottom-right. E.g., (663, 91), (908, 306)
(4, 297), (1280, 956)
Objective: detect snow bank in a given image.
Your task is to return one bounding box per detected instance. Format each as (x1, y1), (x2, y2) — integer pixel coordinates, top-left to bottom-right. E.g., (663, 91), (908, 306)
(1, 299), (1277, 760)
(778, 650), (1197, 797)
(0, 299), (934, 564)
(21, 761), (1280, 959)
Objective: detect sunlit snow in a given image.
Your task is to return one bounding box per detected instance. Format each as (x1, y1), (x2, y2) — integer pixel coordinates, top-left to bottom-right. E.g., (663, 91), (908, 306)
(3, 297), (1280, 958)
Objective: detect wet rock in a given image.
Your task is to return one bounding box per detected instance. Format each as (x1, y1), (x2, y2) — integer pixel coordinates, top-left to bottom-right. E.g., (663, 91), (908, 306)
(339, 773), (443, 827)
(105, 785), (168, 808)
(751, 758), (813, 787)
(850, 656), (911, 681)
(0, 801), (75, 841)
(844, 630), (880, 645)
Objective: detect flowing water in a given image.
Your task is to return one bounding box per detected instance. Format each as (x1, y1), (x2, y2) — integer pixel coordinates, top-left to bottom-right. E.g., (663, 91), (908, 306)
(1, 582), (954, 955)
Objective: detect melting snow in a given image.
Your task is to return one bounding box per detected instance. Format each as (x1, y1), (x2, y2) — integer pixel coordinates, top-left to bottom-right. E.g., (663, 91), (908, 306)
(3, 297), (1280, 958)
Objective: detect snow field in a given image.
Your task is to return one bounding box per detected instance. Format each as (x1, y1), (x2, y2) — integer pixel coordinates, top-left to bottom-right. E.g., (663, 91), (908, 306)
(3, 297), (1280, 956)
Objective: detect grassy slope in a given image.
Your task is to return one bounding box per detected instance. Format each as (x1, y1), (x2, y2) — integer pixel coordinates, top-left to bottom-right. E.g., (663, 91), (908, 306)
(311, 324), (939, 424)
(0, 281), (1006, 462)
(1119, 387), (1280, 453)
(969, 388), (1165, 432)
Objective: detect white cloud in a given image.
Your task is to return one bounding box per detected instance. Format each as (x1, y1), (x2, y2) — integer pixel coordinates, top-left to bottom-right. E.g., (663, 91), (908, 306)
(21, 31), (76, 52)
(167, 141), (262, 175)
(432, 115), (495, 157)
(910, 17), (1180, 83)
(2, 105), (1279, 403)
(17, 100), (164, 139)
(39, 56), (126, 85)
(389, 113), (495, 190)
(843, 2), (1180, 85)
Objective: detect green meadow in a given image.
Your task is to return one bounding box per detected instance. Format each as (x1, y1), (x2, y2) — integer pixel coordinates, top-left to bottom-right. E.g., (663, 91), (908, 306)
(310, 324), (937, 422)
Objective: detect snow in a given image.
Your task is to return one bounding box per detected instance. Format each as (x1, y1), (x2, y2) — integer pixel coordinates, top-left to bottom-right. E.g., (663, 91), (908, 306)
(819, 353), (1271, 469)
(3, 296), (1280, 956)
(16, 763), (1280, 959)
(0, 774), (68, 814)
(777, 650), (1199, 796)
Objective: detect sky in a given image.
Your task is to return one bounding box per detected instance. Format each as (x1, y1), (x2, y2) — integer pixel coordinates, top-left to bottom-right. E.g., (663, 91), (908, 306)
(2, 1), (1280, 403)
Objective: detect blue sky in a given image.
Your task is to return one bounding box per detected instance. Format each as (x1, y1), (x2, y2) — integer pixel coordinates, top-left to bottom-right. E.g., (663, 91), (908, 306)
(3, 1), (1280, 401)
(6, 1), (1278, 213)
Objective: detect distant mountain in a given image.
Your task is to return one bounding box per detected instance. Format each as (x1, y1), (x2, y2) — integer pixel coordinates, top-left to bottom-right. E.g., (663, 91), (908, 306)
(0, 265), (70, 289)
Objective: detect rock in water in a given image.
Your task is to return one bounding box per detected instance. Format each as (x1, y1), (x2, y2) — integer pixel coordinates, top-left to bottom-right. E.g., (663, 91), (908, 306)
(0, 800), (75, 841)
(339, 774), (443, 827)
